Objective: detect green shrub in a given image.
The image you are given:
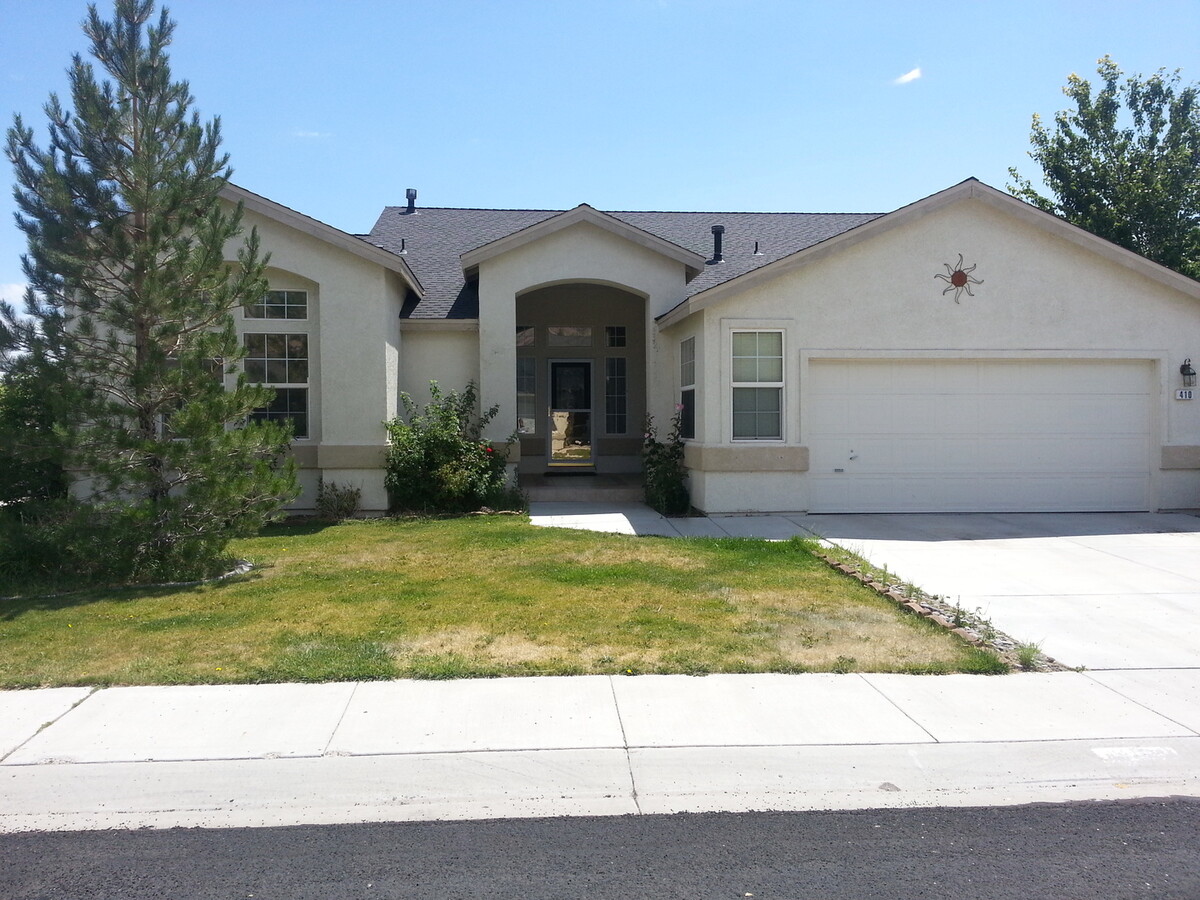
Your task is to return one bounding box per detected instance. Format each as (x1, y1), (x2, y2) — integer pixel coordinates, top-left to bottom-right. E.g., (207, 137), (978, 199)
(0, 370), (68, 505)
(316, 477), (362, 521)
(384, 381), (521, 513)
(642, 408), (690, 516)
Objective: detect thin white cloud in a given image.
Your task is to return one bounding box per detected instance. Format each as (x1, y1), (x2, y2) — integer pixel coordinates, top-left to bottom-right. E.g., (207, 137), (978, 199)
(894, 67), (922, 85)
(0, 283), (27, 307)
(292, 130), (332, 139)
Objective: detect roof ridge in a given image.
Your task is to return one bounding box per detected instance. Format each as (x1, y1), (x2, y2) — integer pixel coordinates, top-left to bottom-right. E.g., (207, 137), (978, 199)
(380, 206), (885, 217)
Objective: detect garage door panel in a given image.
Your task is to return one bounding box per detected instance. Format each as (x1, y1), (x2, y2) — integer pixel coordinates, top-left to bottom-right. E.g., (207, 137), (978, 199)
(809, 473), (1152, 513)
(806, 359), (1153, 512)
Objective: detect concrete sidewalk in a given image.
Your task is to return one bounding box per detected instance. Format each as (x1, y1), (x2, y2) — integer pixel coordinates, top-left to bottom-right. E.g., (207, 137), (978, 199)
(3, 672), (1199, 831)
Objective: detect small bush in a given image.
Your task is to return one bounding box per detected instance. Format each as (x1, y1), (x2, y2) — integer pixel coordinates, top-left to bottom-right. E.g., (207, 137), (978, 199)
(384, 381), (522, 513)
(316, 478), (361, 521)
(642, 408), (690, 515)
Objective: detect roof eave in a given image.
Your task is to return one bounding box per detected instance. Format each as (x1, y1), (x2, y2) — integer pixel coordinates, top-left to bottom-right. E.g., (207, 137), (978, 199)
(459, 203), (706, 281)
(221, 183), (425, 298)
(657, 178), (1200, 329)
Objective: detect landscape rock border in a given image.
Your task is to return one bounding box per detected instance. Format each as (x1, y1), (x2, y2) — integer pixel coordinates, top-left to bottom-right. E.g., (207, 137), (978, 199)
(814, 549), (1069, 672)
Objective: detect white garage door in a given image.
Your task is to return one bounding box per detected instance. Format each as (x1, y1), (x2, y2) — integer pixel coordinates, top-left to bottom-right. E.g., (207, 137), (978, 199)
(806, 359), (1153, 513)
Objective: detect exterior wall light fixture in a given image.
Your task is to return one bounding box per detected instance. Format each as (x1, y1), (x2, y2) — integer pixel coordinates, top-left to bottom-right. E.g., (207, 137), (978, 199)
(1182, 359), (1197, 388)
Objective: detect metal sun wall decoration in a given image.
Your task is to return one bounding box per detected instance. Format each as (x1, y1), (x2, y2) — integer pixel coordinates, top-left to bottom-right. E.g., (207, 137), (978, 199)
(935, 253), (984, 303)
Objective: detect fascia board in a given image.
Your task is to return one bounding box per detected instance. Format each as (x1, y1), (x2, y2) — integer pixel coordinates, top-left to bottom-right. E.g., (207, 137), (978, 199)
(460, 204), (706, 280)
(964, 180), (1200, 300)
(658, 178), (1200, 330)
(222, 183), (424, 297)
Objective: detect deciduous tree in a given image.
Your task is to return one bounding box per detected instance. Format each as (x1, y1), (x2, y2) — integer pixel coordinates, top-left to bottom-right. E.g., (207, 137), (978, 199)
(1008, 56), (1200, 279)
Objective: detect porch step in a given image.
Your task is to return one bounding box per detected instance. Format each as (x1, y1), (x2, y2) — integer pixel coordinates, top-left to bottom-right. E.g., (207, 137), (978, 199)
(519, 473), (644, 503)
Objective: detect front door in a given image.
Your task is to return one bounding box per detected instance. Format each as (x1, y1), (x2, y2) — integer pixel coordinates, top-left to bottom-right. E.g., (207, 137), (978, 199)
(548, 360), (593, 466)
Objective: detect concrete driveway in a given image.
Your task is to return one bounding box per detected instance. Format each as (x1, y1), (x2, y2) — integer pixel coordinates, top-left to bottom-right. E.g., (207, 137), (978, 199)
(802, 512), (1200, 670)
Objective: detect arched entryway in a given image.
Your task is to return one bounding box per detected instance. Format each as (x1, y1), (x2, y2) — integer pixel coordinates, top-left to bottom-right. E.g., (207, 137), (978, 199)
(514, 282), (647, 475)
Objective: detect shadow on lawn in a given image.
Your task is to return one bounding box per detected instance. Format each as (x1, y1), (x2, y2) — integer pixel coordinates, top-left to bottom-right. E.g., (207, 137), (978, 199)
(0, 576), (255, 620)
(0, 556), (278, 619)
(0, 518), (344, 615)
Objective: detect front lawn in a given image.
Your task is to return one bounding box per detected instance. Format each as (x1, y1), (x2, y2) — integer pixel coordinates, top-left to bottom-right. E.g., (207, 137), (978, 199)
(0, 517), (1004, 686)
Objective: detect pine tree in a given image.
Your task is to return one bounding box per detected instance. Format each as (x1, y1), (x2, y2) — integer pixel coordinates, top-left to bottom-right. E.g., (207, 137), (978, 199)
(1009, 56), (1200, 279)
(1, 0), (297, 582)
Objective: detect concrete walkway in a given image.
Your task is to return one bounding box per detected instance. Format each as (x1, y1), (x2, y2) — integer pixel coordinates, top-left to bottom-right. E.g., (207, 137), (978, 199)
(3, 505), (1198, 832)
(2, 672), (1199, 831)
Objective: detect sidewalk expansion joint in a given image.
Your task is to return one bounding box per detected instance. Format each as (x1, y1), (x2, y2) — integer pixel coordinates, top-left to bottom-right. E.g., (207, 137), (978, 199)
(1081, 671), (1200, 737)
(0, 686), (99, 765)
(857, 674), (941, 743)
(607, 675), (641, 814)
(322, 682), (361, 757)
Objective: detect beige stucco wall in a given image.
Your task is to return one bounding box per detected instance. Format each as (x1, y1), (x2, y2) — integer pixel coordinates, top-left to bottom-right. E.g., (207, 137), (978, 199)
(227, 206), (403, 512)
(664, 196), (1200, 512)
(397, 324), (480, 411)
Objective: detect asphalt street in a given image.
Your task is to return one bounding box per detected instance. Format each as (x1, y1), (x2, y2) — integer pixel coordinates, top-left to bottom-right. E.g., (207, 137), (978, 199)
(3, 800), (1198, 899)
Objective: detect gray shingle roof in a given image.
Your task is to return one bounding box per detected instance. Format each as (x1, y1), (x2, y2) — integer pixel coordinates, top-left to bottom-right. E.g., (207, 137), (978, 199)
(365, 205), (883, 319)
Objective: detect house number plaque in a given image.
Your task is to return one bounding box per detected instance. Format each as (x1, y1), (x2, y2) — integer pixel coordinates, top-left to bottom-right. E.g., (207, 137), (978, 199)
(1177, 390), (1194, 400)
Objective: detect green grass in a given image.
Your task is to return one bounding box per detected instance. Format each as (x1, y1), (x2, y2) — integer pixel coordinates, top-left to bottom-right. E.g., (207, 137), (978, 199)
(0, 517), (1005, 687)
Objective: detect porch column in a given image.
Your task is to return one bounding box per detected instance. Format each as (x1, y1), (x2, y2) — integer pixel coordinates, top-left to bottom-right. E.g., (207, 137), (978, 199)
(475, 262), (518, 444)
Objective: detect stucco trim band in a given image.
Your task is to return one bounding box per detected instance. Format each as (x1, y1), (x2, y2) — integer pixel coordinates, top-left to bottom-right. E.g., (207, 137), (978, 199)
(290, 446), (318, 468)
(1161, 446), (1200, 470)
(318, 445), (388, 468)
(398, 319), (479, 332)
(685, 445), (810, 472)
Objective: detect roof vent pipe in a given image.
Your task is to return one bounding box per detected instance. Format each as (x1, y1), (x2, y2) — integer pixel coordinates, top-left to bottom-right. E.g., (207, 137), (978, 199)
(405, 188), (417, 214)
(711, 224), (725, 263)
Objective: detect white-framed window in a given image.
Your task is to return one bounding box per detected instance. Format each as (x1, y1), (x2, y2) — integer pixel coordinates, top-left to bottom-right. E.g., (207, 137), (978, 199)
(516, 356), (537, 434)
(731, 330), (783, 441)
(246, 290), (307, 320)
(547, 326), (592, 347)
(680, 336), (696, 440)
(244, 333), (309, 438)
(605, 325), (627, 348)
(516, 324), (535, 347)
(605, 357), (627, 434)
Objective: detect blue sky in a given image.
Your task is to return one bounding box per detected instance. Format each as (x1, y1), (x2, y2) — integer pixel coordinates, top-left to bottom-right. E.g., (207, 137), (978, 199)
(2, 0), (1199, 302)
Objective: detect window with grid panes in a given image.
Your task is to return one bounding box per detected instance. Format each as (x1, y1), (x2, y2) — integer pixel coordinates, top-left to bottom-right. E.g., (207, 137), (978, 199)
(246, 290), (307, 320)
(244, 333), (309, 438)
(680, 337), (696, 439)
(605, 357), (627, 434)
(731, 331), (782, 440)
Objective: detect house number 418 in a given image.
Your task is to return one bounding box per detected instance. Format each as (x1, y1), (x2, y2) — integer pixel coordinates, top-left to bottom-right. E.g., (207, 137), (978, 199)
(1178, 389), (1195, 400)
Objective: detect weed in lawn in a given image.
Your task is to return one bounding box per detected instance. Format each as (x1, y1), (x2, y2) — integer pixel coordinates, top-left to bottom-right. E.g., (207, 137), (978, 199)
(960, 646), (1009, 674)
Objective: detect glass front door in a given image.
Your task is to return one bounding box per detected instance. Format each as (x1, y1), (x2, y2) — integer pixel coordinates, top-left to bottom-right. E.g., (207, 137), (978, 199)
(548, 360), (593, 466)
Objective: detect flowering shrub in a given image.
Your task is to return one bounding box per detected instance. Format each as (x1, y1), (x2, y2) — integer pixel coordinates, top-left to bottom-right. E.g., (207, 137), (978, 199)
(384, 382), (521, 513)
(642, 407), (690, 516)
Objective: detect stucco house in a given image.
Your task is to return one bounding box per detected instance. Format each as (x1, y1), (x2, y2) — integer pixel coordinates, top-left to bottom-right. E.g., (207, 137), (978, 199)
(222, 177), (1200, 515)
